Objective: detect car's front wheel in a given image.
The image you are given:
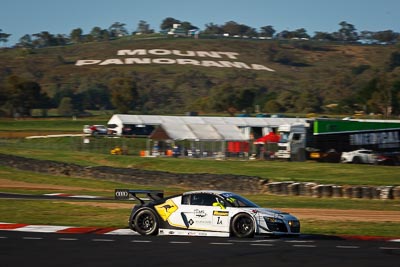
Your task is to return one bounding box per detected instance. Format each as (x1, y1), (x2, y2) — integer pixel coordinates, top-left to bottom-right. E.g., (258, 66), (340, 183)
(231, 213), (255, 238)
(133, 209), (159, 235)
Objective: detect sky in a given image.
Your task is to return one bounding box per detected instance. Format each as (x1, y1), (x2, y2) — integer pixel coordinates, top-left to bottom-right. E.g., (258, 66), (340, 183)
(1, 0), (400, 46)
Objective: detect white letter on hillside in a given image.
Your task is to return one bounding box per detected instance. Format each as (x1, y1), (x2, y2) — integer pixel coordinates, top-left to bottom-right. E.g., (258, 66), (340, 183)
(75, 60), (101, 66)
(176, 59), (200, 65)
(173, 50), (196, 57)
(152, 58), (176, 64)
(99, 59), (124, 65)
(218, 61), (251, 69)
(117, 49), (147, 56)
(251, 64), (275, 72)
(196, 51), (222, 58)
(148, 49), (171, 55)
(201, 61), (224, 67)
(125, 58), (151, 64)
(217, 52), (239, 59)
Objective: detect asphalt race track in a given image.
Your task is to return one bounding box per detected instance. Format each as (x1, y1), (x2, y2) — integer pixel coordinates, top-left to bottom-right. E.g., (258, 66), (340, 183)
(1, 231), (399, 267)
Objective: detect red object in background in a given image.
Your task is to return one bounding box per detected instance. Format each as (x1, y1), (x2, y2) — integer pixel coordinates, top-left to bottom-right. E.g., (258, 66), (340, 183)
(228, 141), (249, 152)
(254, 132), (280, 144)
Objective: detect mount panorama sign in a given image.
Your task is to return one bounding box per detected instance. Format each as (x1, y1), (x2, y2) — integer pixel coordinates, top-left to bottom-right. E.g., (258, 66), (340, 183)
(75, 49), (276, 72)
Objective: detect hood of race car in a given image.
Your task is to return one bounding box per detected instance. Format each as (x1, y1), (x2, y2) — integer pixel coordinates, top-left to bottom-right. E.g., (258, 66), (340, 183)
(240, 207), (298, 220)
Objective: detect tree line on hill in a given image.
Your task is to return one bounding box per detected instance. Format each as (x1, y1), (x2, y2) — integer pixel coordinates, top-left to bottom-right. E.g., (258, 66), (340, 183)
(1, 18), (400, 118)
(1, 56), (400, 118)
(1, 18), (399, 48)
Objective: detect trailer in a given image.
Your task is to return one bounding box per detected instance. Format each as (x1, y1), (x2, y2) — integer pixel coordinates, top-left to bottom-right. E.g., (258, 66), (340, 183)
(276, 119), (400, 162)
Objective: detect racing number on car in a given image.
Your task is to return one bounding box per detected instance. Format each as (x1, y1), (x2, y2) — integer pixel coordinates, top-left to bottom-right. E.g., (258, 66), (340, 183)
(212, 210), (229, 226)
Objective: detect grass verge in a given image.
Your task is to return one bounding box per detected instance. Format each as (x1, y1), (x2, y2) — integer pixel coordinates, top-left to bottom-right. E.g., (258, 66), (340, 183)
(1, 167), (399, 237)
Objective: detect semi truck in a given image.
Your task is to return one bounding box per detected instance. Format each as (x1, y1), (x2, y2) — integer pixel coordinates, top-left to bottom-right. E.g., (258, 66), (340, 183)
(276, 119), (400, 162)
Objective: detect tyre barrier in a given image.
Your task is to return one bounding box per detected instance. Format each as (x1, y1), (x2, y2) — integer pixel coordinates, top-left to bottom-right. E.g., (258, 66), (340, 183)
(266, 182), (399, 200)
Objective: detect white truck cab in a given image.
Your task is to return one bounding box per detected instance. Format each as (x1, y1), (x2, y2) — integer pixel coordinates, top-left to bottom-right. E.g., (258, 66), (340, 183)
(276, 124), (307, 160)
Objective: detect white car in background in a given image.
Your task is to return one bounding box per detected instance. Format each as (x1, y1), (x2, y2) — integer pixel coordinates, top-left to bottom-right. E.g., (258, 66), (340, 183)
(341, 149), (376, 164)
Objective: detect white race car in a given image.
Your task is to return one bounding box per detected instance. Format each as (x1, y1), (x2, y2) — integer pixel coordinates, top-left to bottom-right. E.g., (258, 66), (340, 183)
(115, 189), (300, 238)
(341, 149), (377, 164)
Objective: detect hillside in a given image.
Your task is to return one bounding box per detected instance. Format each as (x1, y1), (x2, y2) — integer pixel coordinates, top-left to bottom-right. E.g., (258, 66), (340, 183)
(1, 36), (400, 116)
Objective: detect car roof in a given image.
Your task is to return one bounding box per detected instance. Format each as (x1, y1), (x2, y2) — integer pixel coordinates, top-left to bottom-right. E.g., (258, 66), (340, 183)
(183, 190), (233, 196)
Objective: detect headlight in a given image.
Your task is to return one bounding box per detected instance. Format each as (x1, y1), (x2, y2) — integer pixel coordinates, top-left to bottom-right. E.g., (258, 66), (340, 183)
(263, 217), (287, 232)
(264, 217), (283, 223)
(288, 220), (300, 227)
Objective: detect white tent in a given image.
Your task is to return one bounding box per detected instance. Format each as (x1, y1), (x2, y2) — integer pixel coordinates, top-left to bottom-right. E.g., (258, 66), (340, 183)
(150, 123), (247, 141)
(107, 114), (307, 138)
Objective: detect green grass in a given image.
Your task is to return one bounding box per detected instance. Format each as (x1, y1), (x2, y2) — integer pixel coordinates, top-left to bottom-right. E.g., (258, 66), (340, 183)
(0, 117), (108, 132)
(1, 131), (400, 237)
(300, 220), (400, 237)
(0, 200), (129, 227)
(1, 166), (399, 236)
(1, 146), (399, 186)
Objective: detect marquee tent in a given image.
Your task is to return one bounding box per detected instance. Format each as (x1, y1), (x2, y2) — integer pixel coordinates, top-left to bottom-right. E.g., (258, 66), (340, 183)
(107, 114), (307, 137)
(150, 123), (247, 141)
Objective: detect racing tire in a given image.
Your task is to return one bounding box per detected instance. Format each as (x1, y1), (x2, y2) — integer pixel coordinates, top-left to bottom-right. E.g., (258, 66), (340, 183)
(230, 213), (255, 238)
(133, 209), (159, 236)
(128, 212), (136, 231)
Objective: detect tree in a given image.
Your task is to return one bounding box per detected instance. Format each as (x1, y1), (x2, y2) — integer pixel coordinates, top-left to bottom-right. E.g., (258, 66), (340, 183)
(136, 20), (153, 34)
(108, 22), (128, 38)
(58, 97), (74, 116)
(180, 21), (198, 32)
(70, 28), (83, 43)
(203, 23), (223, 35)
(160, 17), (181, 30)
(88, 27), (110, 41)
(32, 31), (57, 47)
(210, 82), (257, 115)
(373, 30), (399, 43)
(292, 28), (310, 39)
(210, 84), (238, 115)
(17, 34), (33, 48)
(222, 21), (255, 36)
(312, 31), (334, 41)
(260, 26), (275, 37)
(81, 85), (112, 110)
(109, 78), (139, 113)
(264, 100), (282, 113)
(366, 74), (395, 117)
(388, 51), (400, 71)
(89, 27), (102, 41)
(0, 29), (11, 46)
(2, 76), (49, 116)
(336, 21), (358, 42)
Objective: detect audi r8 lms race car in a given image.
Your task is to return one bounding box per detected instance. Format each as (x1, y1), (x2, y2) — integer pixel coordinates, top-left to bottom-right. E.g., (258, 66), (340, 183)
(115, 189), (300, 238)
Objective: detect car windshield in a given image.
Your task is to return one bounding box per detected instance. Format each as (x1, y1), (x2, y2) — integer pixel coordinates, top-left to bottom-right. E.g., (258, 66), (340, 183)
(220, 193), (259, 208)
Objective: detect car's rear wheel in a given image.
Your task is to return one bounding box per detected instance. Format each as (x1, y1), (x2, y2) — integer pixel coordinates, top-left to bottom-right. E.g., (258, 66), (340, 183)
(133, 209), (159, 235)
(231, 213), (255, 238)
(128, 212), (136, 231)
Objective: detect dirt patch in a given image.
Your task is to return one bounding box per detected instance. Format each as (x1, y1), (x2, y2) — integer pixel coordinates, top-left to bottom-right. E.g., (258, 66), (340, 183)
(0, 178), (110, 192)
(0, 131), (79, 138)
(64, 201), (133, 209)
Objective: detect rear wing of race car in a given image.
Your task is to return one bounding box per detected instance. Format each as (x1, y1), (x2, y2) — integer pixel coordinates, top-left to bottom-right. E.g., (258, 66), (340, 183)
(114, 189), (164, 204)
